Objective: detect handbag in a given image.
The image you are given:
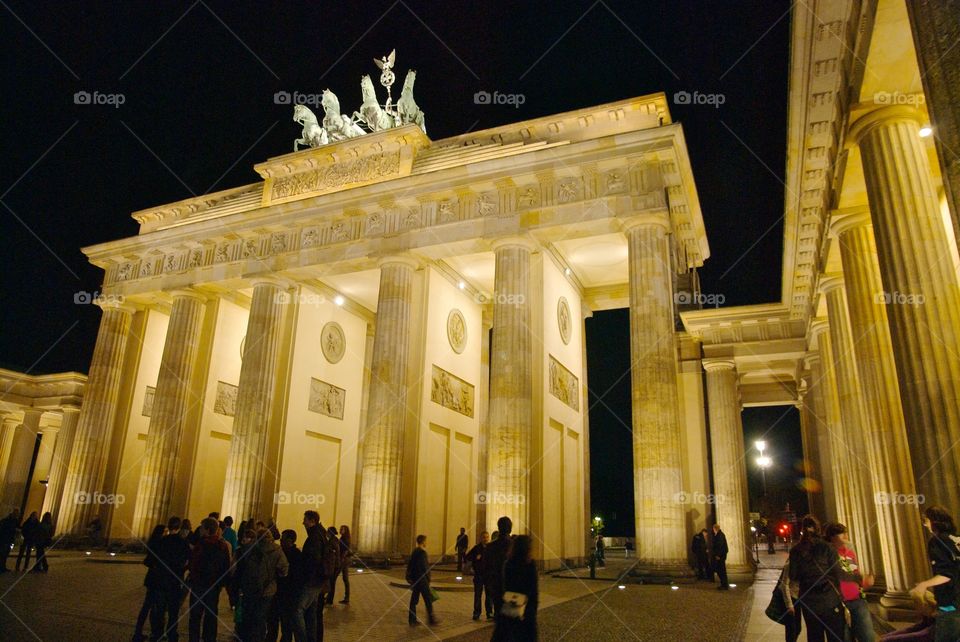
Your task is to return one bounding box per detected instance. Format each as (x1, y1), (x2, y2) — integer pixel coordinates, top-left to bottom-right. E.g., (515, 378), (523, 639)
(765, 583), (789, 622)
(429, 587), (441, 602)
(501, 591), (528, 619)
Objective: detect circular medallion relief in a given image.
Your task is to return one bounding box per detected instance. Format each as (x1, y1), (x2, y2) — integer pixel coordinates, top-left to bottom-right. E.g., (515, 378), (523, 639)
(557, 297), (572, 345)
(321, 322), (346, 364)
(447, 309), (467, 354)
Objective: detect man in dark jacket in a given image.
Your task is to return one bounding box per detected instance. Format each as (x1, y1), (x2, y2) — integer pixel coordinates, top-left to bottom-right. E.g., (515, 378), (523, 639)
(691, 529), (710, 579)
(483, 516), (514, 615)
(235, 527), (288, 642)
(712, 523), (730, 590)
(455, 527), (469, 572)
(291, 511), (326, 642)
(465, 531), (492, 620)
(0, 509), (20, 573)
(268, 529), (303, 642)
(151, 516), (192, 642)
(406, 534), (438, 625)
(187, 517), (232, 642)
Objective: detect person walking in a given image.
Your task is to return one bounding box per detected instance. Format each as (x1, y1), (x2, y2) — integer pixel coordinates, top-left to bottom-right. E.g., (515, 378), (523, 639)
(268, 529), (303, 642)
(15, 511), (39, 572)
(33, 512), (53, 572)
(235, 527), (289, 642)
(323, 527), (341, 606)
(406, 534), (438, 626)
(595, 534), (606, 567)
(466, 531), (493, 620)
(492, 534), (538, 642)
(187, 517), (232, 642)
(132, 524), (167, 642)
(692, 529), (710, 580)
(825, 523), (875, 642)
(291, 510), (327, 642)
(789, 515), (844, 641)
(484, 516), (514, 616)
(336, 525), (352, 605)
(712, 523), (729, 590)
(455, 527), (469, 572)
(911, 505), (960, 642)
(0, 509), (20, 573)
(151, 516), (192, 642)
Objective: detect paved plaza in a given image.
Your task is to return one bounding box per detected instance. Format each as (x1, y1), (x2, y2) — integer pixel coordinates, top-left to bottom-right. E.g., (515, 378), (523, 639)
(0, 552), (765, 641)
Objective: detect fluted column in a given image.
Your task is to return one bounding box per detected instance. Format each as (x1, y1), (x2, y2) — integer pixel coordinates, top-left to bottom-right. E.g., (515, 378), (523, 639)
(131, 291), (207, 537)
(58, 303), (135, 535)
(42, 407), (80, 524)
(813, 322), (855, 530)
(852, 106), (960, 510)
(907, 0), (960, 241)
(833, 211), (928, 612)
(0, 410), (42, 515)
(625, 214), (686, 570)
(358, 259), (418, 555)
(486, 239), (534, 535)
(820, 277), (884, 588)
(799, 356), (833, 522)
(222, 280), (288, 524)
(703, 359), (753, 574)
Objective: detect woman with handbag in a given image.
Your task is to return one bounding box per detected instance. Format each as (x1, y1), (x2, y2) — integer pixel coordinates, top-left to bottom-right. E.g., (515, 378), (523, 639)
(825, 522), (876, 641)
(766, 558), (802, 642)
(788, 515), (846, 641)
(493, 535), (538, 642)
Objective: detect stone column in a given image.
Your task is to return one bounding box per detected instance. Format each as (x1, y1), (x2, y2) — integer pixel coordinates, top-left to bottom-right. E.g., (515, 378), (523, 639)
(625, 214), (687, 571)
(852, 106), (960, 510)
(820, 276), (884, 587)
(42, 407), (80, 523)
(906, 0), (960, 241)
(0, 410), (42, 515)
(131, 291), (207, 538)
(357, 258), (418, 555)
(486, 239), (534, 535)
(703, 359), (753, 575)
(799, 357), (833, 522)
(833, 211), (929, 611)
(812, 322), (855, 530)
(58, 303), (135, 535)
(222, 279), (288, 524)
(26, 423), (60, 514)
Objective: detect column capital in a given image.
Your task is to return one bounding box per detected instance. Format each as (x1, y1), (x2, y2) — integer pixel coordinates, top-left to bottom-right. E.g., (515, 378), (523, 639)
(376, 255), (421, 271)
(95, 296), (138, 314)
(848, 105), (926, 146)
(245, 277), (293, 291)
(491, 236), (538, 253)
(803, 352), (822, 369)
(818, 274), (845, 295)
(166, 288), (210, 303)
(830, 207), (873, 238)
(21, 408), (44, 424)
(702, 358), (736, 374)
(621, 211), (671, 234)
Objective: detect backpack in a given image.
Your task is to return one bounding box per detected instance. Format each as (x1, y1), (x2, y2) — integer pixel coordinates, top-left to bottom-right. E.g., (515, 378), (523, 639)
(318, 529), (339, 586)
(192, 540), (230, 588)
(240, 544), (272, 597)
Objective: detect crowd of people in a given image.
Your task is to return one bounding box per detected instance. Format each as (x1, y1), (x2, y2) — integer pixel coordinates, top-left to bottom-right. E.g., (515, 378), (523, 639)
(132, 510), (350, 642)
(0, 509), (55, 574)
(766, 505), (960, 642)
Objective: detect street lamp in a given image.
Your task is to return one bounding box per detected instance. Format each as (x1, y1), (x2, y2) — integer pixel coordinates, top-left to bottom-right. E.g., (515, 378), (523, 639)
(755, 441), (771, 497)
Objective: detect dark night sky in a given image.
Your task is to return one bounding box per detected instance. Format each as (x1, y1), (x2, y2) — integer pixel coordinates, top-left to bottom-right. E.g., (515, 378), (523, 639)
(1, 1), (800, 532)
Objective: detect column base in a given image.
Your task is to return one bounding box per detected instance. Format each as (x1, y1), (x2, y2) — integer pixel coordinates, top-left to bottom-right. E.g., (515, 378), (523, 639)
(726, 563), (757, 583)
(879, 590), (920, 621)
(629, 559), (696, 579)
